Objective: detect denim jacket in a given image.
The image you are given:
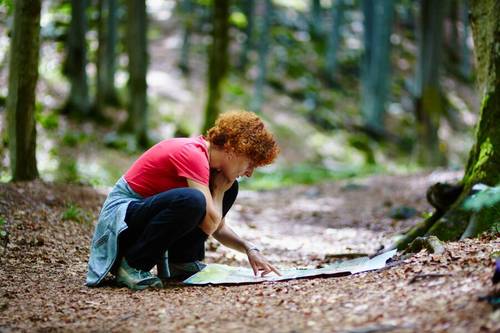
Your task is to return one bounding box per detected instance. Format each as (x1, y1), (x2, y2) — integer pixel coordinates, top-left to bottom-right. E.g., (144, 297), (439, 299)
(86, 177), (142, 286)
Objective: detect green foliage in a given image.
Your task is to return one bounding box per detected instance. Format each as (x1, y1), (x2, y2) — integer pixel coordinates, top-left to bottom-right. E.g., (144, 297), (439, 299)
(103, 132), (139, 154)
(463, 185), (500, 212)
(240, 164), (381, 190)
(229, 11), (247, 28)
(0, 216), (7, 238)
(62, 132), (90, 147)
(0, 0), (13, 15)
(36, 110), (59, 130)
(57, 157), (79, 183)
(62, 203), (91, 224)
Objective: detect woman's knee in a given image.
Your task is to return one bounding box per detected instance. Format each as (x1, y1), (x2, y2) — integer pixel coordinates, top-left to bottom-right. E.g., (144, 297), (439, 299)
(176, 188), (206, 217)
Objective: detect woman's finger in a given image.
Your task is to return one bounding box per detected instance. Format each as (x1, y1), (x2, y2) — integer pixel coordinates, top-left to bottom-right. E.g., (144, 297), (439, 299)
(260, 267), (272, 277)
(268, 263), (282, 276)
(250, 259), (259, 276)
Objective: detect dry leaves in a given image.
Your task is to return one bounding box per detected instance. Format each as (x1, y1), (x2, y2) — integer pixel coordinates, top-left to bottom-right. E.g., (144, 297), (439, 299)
(0, 172), (498, 332)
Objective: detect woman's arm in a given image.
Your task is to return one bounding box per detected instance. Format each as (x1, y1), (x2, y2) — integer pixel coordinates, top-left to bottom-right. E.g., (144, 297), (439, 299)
(213, 222), (281, 276)
(212, 220), (254, 253)
(186, 179), (226, 235)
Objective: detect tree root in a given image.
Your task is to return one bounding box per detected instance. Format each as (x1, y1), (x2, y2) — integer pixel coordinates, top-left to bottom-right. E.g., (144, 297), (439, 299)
(393, 211), (444, 251)
(404, 235), (445, 255)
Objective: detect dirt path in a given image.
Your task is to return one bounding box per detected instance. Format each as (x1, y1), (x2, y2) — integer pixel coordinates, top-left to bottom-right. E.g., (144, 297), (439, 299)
(0, 171), (498, 332)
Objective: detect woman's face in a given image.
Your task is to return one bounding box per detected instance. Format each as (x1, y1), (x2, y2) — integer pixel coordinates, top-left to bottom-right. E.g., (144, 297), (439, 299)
(221, 153), (255, 180)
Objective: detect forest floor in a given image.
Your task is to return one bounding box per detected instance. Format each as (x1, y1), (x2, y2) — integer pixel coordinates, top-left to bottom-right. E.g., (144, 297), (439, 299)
(0, 170), (499, 333)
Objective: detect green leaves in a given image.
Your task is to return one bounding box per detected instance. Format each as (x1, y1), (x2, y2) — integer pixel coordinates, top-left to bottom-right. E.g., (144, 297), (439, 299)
(62, 203), (92, 224)
(0, 216), (7, 238)
(463, 184), (500, 212)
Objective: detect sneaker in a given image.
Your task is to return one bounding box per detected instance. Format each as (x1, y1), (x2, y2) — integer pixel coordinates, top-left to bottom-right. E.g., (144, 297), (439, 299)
(169, 261), (207, 279)
(116, 258), (163, 290)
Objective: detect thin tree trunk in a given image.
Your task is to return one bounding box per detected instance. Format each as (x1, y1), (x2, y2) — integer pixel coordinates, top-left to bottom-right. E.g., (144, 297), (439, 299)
(309, 0), (323, 40)
(238, 0), (255, 71)
(250, 0), (272, 113)
(202, 0), (230, 133)
(360, 0), (394, 136)
(64, 0), (91, 116)
(96, 0), (119, 113)
(414, 0), (447, 166)
(325, 0), (344, 85)
(179, 0), (193, 74)
(7, 0), (41, 181)
(124, 0), (149, 147)
(459, 0), (471, 79)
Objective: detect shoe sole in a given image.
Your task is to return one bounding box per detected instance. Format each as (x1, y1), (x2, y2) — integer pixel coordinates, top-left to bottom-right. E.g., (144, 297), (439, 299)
(116, 278), (163, 290)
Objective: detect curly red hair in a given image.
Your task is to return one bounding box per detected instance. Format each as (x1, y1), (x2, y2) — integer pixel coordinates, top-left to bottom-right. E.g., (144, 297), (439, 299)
(206, 111), (279, 167)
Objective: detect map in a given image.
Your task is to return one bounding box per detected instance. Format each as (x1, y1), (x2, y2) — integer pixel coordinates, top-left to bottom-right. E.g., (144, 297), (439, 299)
(184, 249), (397, 285)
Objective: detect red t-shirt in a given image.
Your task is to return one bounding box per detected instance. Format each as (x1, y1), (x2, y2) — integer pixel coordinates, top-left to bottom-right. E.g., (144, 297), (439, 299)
(124, 136), (209, 198)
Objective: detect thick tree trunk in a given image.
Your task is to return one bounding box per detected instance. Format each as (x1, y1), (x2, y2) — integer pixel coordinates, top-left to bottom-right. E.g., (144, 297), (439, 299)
(202, 0), (230, 133)
(7, 0), (41, 181)
(124, 0), (149, 148)
(96, 0), (119, 113)
(64, 0), (91, 116)
(394, 0), (500, 250)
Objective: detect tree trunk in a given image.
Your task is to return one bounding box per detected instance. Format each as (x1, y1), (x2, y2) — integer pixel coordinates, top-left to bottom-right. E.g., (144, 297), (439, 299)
(202, 0), (230, 133)
(394, 0), (500, 250)
(309, 0), (323, 40)
(459, 0), (471, 79)
(124, 0), (149, 148)
(178, 0), (194, 74)
(64, 0), (91, 117)
(7, 0), (41, 181)
(96, 0), (119, 113)
(238, 0), (255, 71)
(325, 0), (344, 85)
(250, 0), (272, 113)
(360, 0), (394, 136)
(414, 0), (447, 166)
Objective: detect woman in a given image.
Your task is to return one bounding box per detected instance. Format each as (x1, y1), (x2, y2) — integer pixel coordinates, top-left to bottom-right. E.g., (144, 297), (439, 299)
(86, 111), (281, 290)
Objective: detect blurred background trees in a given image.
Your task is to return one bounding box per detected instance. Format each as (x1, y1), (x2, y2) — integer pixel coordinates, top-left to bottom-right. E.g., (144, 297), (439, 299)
(0, 0), (489, 190)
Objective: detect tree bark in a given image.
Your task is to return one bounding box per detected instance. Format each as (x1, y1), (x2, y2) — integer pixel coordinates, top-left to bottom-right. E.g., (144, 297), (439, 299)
(124, 0), (149, 148)
(202, 0), (230, 133)
(178, 0), (194, 74)
(325, 0), (344, 85)
(238, 0), (255, 71)
(360, 0), (394, 136)
(309, 0), (323, 40)
(96, 0), (119, 113)
(64, 0), (91, 117)
(250, 0), (272, 114)
(414, 0), (447, 166)
(7, 0), (41, 181)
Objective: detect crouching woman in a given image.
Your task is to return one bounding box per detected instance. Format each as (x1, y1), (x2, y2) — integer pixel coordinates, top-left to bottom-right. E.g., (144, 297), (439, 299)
(86, 111), (281, 290)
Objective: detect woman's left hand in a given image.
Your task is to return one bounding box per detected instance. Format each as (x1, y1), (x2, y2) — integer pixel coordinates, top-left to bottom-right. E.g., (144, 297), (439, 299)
(246, 249), (281, 277)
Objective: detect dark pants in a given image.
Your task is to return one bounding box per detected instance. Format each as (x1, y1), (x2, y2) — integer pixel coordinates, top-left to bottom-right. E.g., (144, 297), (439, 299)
(118, 181), (238, 271)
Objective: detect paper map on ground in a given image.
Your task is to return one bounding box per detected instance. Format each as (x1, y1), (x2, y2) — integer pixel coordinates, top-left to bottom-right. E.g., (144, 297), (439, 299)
(183, 249), (397, 285)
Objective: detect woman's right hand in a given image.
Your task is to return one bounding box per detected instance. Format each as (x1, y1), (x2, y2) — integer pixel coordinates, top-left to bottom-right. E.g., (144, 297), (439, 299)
(210, 169), (235, 194)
